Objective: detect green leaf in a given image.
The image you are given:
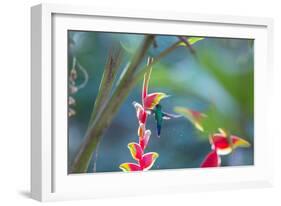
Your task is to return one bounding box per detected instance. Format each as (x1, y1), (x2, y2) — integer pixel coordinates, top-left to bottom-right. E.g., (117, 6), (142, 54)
(178, 37), (204, 47)
(89, 46), (123, 125)
(198, 50), (254, 116)
(188, 37), (205, 45)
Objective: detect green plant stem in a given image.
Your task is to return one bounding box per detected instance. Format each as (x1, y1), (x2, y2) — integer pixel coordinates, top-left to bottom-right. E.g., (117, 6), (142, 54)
(177, 36), (196, 55)
(131, 40), (181, 85)
(155, 40), (181, 62)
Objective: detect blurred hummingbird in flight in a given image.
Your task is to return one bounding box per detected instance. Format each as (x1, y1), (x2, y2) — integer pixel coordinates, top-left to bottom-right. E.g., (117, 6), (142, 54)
(149, 104), (181, 137)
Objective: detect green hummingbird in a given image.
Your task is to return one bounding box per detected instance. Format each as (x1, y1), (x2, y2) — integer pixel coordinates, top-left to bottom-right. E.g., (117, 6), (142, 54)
(150, 104), (181, 137)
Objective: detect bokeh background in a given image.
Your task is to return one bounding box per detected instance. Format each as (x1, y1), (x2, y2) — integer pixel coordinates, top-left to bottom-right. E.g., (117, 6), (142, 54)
(68, 31), (254, 173)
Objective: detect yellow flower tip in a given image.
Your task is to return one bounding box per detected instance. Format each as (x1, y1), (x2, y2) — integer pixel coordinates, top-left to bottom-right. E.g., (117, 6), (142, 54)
(195, 122), (204, 132)
(119, 164), (130, 172)
(244, 140), (251, 147)
(153, 93), (170, 103)
(127, 142), (142, 161)
(174, 106), (205, 132)
(128, 142), (144, 161)
(127, 142), (135, 149)
(234, 138), (251, 148)
(127, 143), (137, 155)
(231, 135), (251, 150)
(218, 128), (227, 136)
(159, 93), (170, 99)
(201, 113), (208, 118)
(151, 152), (159, 159)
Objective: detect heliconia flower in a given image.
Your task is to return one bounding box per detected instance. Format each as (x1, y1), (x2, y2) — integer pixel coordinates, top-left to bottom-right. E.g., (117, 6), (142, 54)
(141, 57), (169, 110)
(210, 134), (233, 155)
(139, 152), (159, 171)
(174, 106), (207, 132)
(119, 163), (142, 172)
(201, 128), (251, 168)
(139, 129), (151, 150)
(210, 130), (251, 155)
(143, 92), (169, 110)
(120, 57), (163, 173)
(119, 152), (159, 172)
(200, 150), (221, 168)
(133, 101), (147, 124)
(128, 142), (143, 161)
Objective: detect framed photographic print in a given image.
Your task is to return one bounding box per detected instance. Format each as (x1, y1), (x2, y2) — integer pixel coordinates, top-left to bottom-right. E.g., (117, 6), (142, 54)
(31, 3), (274, 201)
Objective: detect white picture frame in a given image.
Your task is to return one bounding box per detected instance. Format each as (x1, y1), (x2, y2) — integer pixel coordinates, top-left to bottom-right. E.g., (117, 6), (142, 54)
(31, 3), (274, 202)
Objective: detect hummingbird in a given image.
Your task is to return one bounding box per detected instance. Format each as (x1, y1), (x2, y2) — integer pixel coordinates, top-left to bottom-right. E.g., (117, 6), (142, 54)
(149, 104), (181, 137)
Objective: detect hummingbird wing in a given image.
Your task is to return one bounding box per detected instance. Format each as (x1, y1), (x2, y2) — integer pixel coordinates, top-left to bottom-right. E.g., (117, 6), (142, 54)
(162, 112), (182, 120)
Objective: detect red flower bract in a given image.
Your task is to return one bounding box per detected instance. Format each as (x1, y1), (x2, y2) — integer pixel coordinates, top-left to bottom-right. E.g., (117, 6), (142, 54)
(119, 163), (142, 172)
(120, 57), (163, 172)
(201, 129), (251, 168)
(139, 130), (151, 150)
(143, 92), (169, 110)
(139, 152), (159, 171)
(133, 102), (147, 124)
(200, 150), (221, 168)
(128, 143), (143, 161)
(210, 134), (232, 155)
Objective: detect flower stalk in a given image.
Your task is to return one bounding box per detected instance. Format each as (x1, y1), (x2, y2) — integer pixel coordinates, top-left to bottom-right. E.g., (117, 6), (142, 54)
(120, 57), (162, 172)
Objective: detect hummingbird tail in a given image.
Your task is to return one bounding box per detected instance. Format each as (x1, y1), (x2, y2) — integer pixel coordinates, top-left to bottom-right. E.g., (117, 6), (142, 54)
(157, 125), (161, 138)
